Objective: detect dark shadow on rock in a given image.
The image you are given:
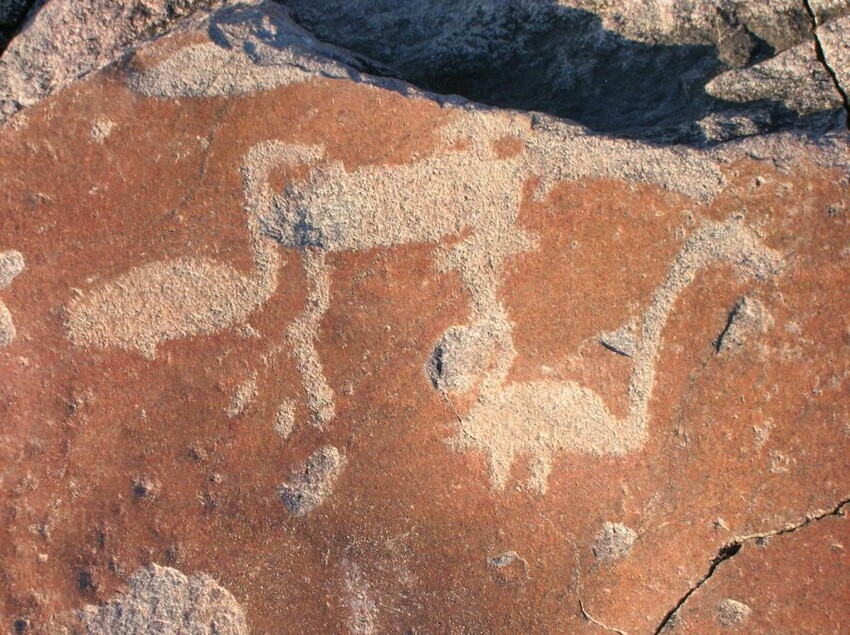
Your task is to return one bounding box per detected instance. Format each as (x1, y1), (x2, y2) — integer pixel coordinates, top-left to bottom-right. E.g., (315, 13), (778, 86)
(0, 0), (41, 53)
(279, 0), (843, 145)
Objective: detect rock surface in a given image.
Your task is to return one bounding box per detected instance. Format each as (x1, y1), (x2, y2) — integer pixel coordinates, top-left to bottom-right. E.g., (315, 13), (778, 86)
(0, 0), (227, 120)
(659, 508), (849, 633)
(281, 0), (850, 142)
(706, 39), (842, 115)
(4, 0), (850, 138)
(0, 1), (849, 633)
(59, 564), (248, 633)
(819, 15), (850, 96)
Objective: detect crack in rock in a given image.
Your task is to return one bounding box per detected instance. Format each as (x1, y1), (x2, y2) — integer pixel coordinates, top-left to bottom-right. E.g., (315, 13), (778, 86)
(654, 496), (850, 633)
(803, 0), (850, 128)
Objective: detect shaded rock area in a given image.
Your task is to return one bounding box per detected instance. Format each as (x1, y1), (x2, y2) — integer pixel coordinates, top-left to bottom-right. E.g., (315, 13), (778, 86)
(282, 0), (850, 142)
(558, 0), (813, 59)
(706, 39), (842, 115)
(0, 1), (849, 634)
(819, 14), (850, 124)
(0, 0), (35, 46)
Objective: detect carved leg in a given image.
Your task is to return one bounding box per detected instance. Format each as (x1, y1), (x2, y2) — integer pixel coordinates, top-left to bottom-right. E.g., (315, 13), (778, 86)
(430, 232), (525, 396)
(287, 248), (335, 427)
(528, 453), (553, 493)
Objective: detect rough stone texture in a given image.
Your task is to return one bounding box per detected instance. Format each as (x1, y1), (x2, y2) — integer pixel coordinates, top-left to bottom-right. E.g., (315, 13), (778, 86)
(281, 0), (848, 143)
(706, 39), (842, 115)
(0, 0), (228, 121)
(558, 0), (814, 64)
(810, 0), (850, 25)
(0, 0), (33, 31)
(660, 509), (849, 632)
(0, 1), (849, 633)
(60, 564), (248, 633)
(819, 15), (850, 95)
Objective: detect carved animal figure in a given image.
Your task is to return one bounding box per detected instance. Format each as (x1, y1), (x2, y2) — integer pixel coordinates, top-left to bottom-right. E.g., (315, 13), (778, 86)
(247, 107), (726, 428)
(252, 130), (534, 424)
(65, 145), (289, 359)
(446, 219), (783, 490)
(122, 0), (732, 443)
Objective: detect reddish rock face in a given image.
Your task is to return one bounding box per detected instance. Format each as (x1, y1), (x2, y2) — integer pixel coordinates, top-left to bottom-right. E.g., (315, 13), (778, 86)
(0, 4), (849, 633)
(662, 513), (850, 633)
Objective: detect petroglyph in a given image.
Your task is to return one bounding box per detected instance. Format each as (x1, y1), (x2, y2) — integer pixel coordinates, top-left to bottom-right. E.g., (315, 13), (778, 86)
(123, 0), (728, 437)
(65, 143), (284, 358)
(129, 3), (352, 99)
(249, 108), (723, 429)
(0, 250), (24, 348)
(277, 444), (346, 516)
(447, 219), (783, 491)
(593, 522), (637, 562)
(274, 399), (297, 440)
(288, 250), (335, 427)
(105, 0), (760, 492)
(226, 373), (258, 418)
(72, 564), (248, 634)
(68, 79), (732, 488)
(342, 560), (380, 635)
(66, 257), (277, 358)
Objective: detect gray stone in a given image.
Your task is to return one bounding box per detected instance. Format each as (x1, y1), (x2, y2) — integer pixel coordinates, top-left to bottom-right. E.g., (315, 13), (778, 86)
(73, 564), (248, 634)
(706, 39), (842, 115)
(809, 0), (850, 25)
(819, 15), (850, 95)
(0, 0), (228, 122)
(278, 445), (346, 516)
